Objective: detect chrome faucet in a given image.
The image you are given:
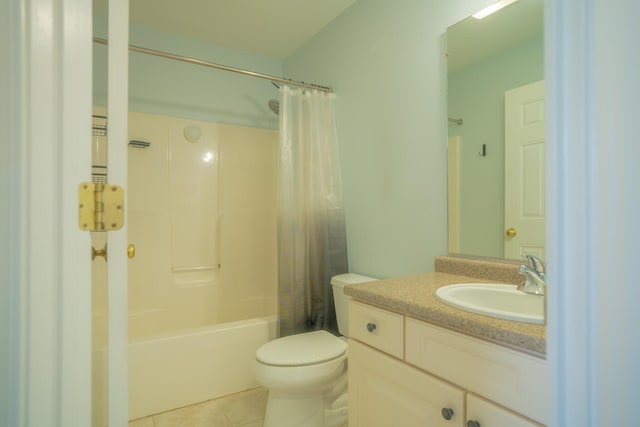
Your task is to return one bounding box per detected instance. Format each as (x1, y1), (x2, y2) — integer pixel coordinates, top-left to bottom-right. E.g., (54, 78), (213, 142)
(517, 254), (546, 295)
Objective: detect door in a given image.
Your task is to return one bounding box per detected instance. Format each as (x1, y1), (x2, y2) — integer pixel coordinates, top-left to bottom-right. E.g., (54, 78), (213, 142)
(92, 0), (130, 425)
(504, 80), (545, 260)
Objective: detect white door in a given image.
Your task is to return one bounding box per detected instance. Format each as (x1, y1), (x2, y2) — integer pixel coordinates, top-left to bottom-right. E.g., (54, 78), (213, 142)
(92, 1), (130, 426)
(105, 1), (130, 425)
(504, 80), (545, 260)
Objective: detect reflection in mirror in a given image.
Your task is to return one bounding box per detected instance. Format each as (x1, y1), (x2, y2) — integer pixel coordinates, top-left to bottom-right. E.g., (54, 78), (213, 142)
(446, 0), (544, 261)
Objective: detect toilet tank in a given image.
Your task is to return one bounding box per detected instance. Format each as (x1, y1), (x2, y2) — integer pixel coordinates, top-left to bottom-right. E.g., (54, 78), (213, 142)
(331, 273), (377, 337)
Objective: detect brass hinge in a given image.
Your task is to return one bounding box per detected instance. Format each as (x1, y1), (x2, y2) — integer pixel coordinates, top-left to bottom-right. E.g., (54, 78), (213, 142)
(78, 183), (124, 231)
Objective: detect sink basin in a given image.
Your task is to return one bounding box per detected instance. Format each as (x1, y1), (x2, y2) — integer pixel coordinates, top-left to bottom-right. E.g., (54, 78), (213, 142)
(435, 283), (544, 324)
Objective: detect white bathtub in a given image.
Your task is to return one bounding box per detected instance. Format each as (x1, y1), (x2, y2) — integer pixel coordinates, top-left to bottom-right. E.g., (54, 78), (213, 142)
(93, 316), (276, 423)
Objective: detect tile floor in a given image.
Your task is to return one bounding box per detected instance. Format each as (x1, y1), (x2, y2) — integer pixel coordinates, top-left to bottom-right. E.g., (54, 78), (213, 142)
(128, 387), (348, 427)
(128, 387), (268, 427)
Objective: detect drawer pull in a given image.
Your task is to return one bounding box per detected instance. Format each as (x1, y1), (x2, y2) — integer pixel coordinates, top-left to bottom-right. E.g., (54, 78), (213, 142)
(441, 407), (454, 420)
(466, 420), (481, 427)
(366, 322), (377, 332)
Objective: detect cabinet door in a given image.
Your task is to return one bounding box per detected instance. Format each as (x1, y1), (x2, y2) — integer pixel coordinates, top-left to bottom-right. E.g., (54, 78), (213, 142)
(467, 394), (544, 427)
(349, 340), (464, 427)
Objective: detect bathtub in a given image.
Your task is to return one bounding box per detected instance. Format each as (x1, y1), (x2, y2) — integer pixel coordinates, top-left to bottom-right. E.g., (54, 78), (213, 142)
(93, 316), (276, 423)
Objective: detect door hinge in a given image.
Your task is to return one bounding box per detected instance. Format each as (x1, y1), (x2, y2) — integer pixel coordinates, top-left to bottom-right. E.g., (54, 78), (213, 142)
(78, 183), (124, 231)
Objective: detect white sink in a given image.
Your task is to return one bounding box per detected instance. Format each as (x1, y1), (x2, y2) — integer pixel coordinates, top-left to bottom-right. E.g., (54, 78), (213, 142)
(435, 283), (545, 324)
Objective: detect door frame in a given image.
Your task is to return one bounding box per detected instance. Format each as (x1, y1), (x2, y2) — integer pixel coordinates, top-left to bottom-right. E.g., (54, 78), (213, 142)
(2, 0), (93, 425)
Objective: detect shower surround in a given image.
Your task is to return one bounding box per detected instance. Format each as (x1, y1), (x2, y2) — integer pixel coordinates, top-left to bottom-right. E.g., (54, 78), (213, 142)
(91, 109), (278, 422)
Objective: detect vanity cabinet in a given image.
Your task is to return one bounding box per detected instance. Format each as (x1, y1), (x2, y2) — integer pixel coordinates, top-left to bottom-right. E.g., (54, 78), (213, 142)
(348, 300), (547, 427)
(349, 339), (465, 426)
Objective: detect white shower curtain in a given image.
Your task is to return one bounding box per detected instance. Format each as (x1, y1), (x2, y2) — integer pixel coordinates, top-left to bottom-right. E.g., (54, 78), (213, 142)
(277, 86), (349, 337)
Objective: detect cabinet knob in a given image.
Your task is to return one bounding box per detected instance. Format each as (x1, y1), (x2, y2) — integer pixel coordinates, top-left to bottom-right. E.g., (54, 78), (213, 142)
(441, 407), (454, 420)
(366, 322), (376, 332)
(467, 420), (481, 427)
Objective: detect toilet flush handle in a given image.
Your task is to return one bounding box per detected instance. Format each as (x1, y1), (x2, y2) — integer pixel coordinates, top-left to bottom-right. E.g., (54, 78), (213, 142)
(366, 322), (376, 332)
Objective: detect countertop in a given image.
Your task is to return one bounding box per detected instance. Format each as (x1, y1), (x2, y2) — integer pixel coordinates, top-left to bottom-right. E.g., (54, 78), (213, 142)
(344, 258), (546, 357)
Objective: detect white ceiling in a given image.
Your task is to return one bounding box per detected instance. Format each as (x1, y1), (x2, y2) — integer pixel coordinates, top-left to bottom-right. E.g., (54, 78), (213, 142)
(93, 0), (358, 59)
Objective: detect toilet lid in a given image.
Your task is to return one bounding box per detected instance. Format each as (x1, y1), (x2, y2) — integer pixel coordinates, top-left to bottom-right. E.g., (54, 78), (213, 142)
(256, 330), (347, 367)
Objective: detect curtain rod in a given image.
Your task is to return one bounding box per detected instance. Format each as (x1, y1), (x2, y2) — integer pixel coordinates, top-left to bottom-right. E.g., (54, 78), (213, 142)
(93, 37), (333, 93)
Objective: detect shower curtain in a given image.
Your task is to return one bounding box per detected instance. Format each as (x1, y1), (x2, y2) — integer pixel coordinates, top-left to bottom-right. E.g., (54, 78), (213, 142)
(277, 86), (349, 337)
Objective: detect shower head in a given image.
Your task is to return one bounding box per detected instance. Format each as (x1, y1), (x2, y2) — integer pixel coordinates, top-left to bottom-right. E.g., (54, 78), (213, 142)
(268, 99), (280, 115)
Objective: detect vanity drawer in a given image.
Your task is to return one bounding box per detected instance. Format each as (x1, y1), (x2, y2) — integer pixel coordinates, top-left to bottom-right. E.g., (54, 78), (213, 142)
(405, 318), (547, 425)
(349, 300), (404, 359)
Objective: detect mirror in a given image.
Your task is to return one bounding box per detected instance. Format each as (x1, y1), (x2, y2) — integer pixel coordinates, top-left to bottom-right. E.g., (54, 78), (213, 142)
(446, 0), (544, 261)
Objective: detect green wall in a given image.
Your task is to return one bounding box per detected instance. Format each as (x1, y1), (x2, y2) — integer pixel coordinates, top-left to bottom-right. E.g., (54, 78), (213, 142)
(284, 0), (495, 278)
(448, 36), (544, 258)
(93, 18), (282, 129)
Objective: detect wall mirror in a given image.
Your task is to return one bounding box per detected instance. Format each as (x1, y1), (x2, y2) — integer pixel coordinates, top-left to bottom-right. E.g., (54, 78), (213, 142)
(446, 0), (544, 261)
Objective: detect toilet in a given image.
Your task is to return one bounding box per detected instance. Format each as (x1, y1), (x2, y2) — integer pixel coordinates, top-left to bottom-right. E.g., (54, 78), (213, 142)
(255, 273), (377, 427)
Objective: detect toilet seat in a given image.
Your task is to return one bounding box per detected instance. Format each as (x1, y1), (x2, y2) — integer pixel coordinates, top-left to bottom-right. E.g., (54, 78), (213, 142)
(256, 330), (347, 367)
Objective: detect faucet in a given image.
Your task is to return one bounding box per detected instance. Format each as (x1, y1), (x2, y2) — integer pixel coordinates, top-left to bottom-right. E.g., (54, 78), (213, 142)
(517, 254), (546, 295)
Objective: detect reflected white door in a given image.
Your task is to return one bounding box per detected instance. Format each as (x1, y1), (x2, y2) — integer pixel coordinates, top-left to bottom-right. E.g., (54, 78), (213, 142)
(504, 80), (545, 260)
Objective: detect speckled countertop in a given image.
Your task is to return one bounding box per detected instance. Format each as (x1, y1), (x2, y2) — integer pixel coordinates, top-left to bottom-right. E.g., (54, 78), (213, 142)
(344, 256), (546, 357)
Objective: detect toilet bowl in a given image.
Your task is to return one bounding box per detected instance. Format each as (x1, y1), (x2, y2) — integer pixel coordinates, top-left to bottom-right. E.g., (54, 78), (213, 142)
(254, 273), (377, 427)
